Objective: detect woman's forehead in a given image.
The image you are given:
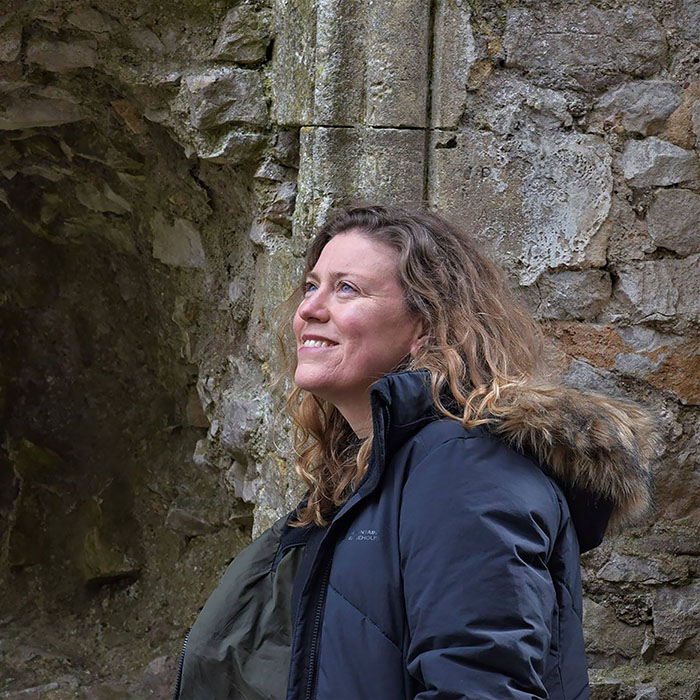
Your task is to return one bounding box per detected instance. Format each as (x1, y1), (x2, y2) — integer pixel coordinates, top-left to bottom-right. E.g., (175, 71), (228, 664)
(310, 231), (399, 275)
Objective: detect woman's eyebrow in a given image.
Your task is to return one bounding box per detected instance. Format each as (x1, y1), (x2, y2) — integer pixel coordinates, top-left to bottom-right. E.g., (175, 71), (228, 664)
(306, 270), (371, 283)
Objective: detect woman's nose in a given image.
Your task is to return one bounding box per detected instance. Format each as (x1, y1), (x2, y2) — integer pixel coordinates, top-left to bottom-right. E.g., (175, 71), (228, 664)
(297, 288), (331, 322)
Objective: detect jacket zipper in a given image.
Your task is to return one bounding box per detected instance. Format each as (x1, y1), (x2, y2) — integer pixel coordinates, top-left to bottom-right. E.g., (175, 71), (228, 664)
(305, 557), (333, 700)
(171, 631), (189, 700)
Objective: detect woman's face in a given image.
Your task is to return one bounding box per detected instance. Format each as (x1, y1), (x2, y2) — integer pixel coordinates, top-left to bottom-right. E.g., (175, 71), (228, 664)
(293, 230), (423, 430)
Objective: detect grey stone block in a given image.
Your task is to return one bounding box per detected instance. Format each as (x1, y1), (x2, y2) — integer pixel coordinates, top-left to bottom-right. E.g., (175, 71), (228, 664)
(590, 81), (683, 136)
(429, 128), (612, 284)
(271, 0), (316, 125)
(0, 96), (86, 129)
(647, 188), (700, 255)
(211, 5), (272, 65)
(26, 39), (96, 72)
(431, 0), (476, 129)
(313, 0), (367, 124)
(653, 582), (700, 654)
(185, 67), (267, 129)
(0, 23), (21, 62)
(504, 6), (667, 92)
(618, 137), (699, 188)
(613, 256), (700, 325)
(536, 270), (612, 321)
(583, 597), (646, 658)
(294, 126), (425, 238)
(366, 0), (430, 127)
(151, 213), (207, 269)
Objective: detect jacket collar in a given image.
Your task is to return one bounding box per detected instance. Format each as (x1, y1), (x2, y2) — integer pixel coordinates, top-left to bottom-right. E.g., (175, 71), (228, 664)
(361, 369), (659, 551)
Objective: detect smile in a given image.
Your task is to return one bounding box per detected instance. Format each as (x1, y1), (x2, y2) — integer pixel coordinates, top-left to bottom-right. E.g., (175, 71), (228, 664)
(301, 339), (337, 348)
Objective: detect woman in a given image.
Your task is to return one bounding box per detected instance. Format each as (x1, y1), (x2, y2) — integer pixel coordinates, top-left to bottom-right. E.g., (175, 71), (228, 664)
(174, 205), (658, 700)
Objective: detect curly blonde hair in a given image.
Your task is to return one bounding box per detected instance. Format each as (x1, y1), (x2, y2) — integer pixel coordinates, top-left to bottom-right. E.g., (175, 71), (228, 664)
(278, 205), (544, 528)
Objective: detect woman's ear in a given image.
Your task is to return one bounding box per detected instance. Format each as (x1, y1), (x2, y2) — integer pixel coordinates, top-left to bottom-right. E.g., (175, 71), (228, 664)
(409, 320), (429, 358)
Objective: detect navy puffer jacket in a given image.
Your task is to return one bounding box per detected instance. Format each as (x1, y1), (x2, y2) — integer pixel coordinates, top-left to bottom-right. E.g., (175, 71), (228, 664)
(175, 370), (657, 700)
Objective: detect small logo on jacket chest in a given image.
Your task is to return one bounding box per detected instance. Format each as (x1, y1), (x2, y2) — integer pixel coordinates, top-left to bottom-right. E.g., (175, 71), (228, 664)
(345, 528), (379, 542)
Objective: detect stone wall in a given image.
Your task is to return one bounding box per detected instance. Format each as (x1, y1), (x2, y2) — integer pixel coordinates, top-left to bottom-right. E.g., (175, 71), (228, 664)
(0, 0), (698, 698)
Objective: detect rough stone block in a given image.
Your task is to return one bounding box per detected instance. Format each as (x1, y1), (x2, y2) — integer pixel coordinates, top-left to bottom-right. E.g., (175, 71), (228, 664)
(535, 270), (612, 321)
(165, 507), (217, 536)
(26, 39), (96, 72)
(618, 137), (699, 188)
(294, 126), (425, 239)
(503, 6), (667, 92)
(151, 213), (207, 268)
(66, 8), (111, 33)
(647, 189), (700, 256)
(219, 394), (260, 462)
(312, 0), (367, 125)
(0, 23), (22, 62)
(597, 552), (688, 584)
(583, 597), (646, 658)
(611, 256), (700, 326)
(194, 130), (268, 165)
(653, 583), (700, 654)
(429, 128), (612, 284)
(211, 5), (271, 64)
(431, 0), (476, 128)
(271, 0), (316, 125)
(590, 81), (683, 137)
(184, 67), (267, 129)
(366, 0), (430, 127)
(75, 182), (132, 215)
(0, 96), (86, 129)
(659, 80), (700, 150)
(273, 0), (429, 127)
(602, 195), (655, 264)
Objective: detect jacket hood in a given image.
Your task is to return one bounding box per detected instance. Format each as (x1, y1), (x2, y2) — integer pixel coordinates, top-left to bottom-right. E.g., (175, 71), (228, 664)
(371, 371), (661, 551)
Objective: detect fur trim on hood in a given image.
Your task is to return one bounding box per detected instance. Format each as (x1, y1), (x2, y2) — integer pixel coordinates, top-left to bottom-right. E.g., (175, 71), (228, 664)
(490, 383), (662, 533)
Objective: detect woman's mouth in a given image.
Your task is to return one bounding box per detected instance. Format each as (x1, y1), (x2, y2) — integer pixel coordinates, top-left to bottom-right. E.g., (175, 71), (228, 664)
(301, 339), (337, 348)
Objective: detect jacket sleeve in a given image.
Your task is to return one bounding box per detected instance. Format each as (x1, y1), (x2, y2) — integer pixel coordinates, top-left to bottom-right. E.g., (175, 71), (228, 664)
(399, 435), (561, 700)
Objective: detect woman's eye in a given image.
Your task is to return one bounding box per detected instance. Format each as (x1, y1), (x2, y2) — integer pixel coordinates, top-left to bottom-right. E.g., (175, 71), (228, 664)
(338, 282), (356, 294)
(303, 281), (317, 295)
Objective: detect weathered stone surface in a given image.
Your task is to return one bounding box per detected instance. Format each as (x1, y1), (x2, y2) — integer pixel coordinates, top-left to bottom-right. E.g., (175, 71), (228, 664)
(660, 80), (700, 150)
(295, 126), (425, 237)
(653, 583), (700, 654)
(366, 0), (430, 127)
(184, 67), (267, 129)
(194, 130), (268, 165)
(610, 257), (700, 326)
(211, 5), (271, 64)
(598, 552), (688, 585)
(66, 8), (111, 33)
(0, 96), (86, 129)
(504, 6), (667, 91)
(618, 138), (699, 188)
(26, 39), (96, 72)
(78, 524), (139, 584)
(164, 507), (218, 536)
(312, 0), (366, 124)
(0, 23), (21, 62)
(271, 0), (316, 125)
(602, 196), (655, 264)
(590, 82), (683, 137)
(218, 394), (260, 463)
(584, 597), (646, 658)
(431, 0), (476, 128)
(151, 214), (207, 268)
(535, 270), (612, 321)
(75, 182), (132, 214)
(429, 128), (612, 284)
(646, 189), (700, 256)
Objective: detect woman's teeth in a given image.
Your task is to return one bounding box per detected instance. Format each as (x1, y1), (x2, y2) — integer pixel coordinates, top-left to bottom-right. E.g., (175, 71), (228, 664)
(302, 339), (334, 347)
